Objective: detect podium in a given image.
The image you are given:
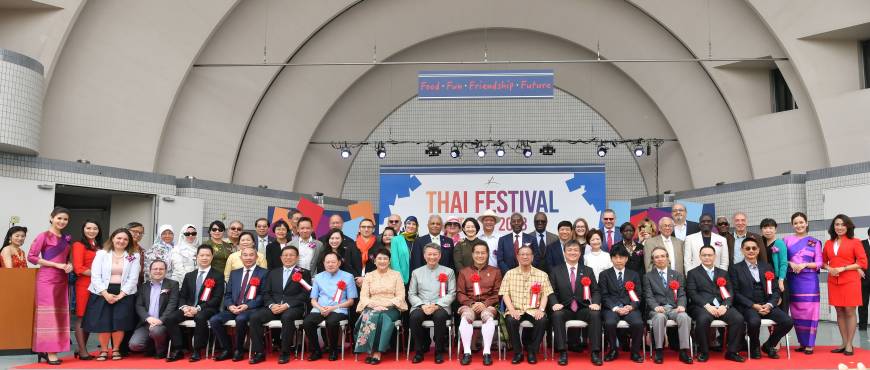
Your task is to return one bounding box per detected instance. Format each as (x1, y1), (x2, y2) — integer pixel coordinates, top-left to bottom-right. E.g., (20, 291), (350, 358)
(0, 268), (36, 351)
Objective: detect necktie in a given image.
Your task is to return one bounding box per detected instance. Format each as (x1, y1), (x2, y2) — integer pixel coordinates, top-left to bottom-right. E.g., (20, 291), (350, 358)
(659, 270), (667, 288)
(237, 269), (250, 304)
(194, 270), (206, 301)
(617, 271), (623, 287)
(282, 268), (291, 288)
(606, 230), (613, 250)
(539, 233), (545, 248)
(513, 234), (519, 256)
(570, 267), (578, 312)
(707, 269), (720, 306)
(259, 238), (267, 250)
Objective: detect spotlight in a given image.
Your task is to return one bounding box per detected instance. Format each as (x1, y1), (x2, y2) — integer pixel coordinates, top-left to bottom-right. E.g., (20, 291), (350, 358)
(450, 144), (461, 158)
(495, 146), (505, 157)
(340, 147), (352, 159)
(633, 142), (644, 157)
(539, 144), (556, 156)
(375, 142), (386, 159)
(596, 143), (608, 157)
(522, 143), (533, 158)
(477, 147), (486, 158)
(425, 143), (441, 157)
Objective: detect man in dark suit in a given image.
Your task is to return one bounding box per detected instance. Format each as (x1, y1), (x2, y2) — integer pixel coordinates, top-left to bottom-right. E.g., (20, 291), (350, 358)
(598, 245), (644, 363)
(209, 247), (269, 362)
(164, 245), (226, 362)
(529, 212), (558, 266)
(254, 218), (276, 252)
(495, 213), (537, 273)
(600, 209), (621, 252)
(129, 260), (179, 359)
(548, 240), (603, 366)
(543, 221), (576, 271)
(248, 245), (311, 364)
(686, 245), (745, 363)
(671, 203), (699, 240)
(859, 227), (870, 330)
(643, 247), (692, 364)
(729, 238), (793, 359)
(410, 215), (455, 271)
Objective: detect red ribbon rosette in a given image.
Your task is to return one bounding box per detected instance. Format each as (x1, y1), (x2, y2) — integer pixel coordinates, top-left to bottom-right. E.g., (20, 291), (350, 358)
(529, 283), (542, 308)
(581, 276), (592, 300)
(624, 281), (639, 302)
(292, 271), (312, 291)
(333, 280), (347, 303)
(669, 280), (680, 302)
(716, 277), (730, 299)
(764, 271), (775, 294)
(438, 273), (448, 297)
(246, 277), (261, 300)
(471, 272), (481, 296)
(200, 278), (215, 301)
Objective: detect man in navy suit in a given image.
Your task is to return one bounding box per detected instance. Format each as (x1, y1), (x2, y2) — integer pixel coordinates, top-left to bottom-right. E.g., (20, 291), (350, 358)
(600, 209), (621, 252)
(598, 246), (644, 363)
(410, 215), (455, 271)
(495, 213), (537, 273)
(209, 247), (269, 362)
(544, 221), (577, 271)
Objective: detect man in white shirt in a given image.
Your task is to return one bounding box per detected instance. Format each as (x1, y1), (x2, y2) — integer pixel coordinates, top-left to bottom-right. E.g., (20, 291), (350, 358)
(672, 203), (699, 241)
(643, 217), (685, 275)
(289, 217), (321, 271)
(477, 210), (502, 268)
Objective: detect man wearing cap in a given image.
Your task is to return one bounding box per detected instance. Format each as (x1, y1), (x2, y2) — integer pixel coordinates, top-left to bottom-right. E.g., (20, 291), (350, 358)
(477, 210), (502, 268)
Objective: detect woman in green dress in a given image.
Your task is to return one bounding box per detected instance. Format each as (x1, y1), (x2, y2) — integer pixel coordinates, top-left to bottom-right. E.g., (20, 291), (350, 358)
(205, 220), (234, 275)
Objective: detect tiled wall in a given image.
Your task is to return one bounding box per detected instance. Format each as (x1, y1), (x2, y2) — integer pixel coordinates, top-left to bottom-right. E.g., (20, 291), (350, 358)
(0, 49), (44, 155)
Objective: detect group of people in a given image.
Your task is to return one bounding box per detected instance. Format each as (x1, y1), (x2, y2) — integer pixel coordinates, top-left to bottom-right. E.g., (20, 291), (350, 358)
(2, 204), (868, 366)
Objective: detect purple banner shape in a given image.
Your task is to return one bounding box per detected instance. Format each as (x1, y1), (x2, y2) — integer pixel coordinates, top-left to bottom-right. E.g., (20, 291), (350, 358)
(418, 70), (554, 100)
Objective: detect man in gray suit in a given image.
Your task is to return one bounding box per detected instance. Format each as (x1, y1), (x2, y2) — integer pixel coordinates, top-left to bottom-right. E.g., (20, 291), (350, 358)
(130, 260), (180, 359)
(643, 217), (685, 275)
(643, 246), (692, 364)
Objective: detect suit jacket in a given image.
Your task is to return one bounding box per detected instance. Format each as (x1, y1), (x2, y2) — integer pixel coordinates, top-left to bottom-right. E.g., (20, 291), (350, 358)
(823, 238), (869, 286)
(495, 232), (538, 273)
(725, 231), (766, 267)
(683, 232), (729, 271)
(410, 234), (455, 272)
(643, 235), (685, 275)
(547, 263), (600, 309)
(643, 268), (686, 313)
(529, 231), (558, 261)
(178, 267), (225, 311)
(544, 240), (570, 270)
(262, 266), (311, 310)
(601, 227), (622, 251)
(135, 278), (180, 325)
(222, 265), (268, 310)
(686, 265), (733, 310)
(598, 267), (642, 311)
(265, 240), (290, 270)
(729, 260), (779, 309)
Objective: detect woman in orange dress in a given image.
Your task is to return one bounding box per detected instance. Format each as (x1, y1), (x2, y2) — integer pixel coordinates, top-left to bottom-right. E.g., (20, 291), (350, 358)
(1, 226), (29, 268)
(71, 220), (102, 360)
(822, 214), (868, 356)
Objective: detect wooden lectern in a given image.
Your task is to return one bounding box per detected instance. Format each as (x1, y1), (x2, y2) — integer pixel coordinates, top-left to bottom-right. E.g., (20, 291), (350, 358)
(0, 268), (36, 351)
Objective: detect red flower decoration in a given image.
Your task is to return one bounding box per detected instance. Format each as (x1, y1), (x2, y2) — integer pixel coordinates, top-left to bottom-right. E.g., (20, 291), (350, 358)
(624, 281), (635, 291)
(249, 277), (260, 287)
(438, 273), (448, 283)
(764, 271), (775, 281)
(669, 280), (680, 290)
(581, 277), (591, 286)
(292, 272), (302, 282)
(470, 273), (480, 283)
(530, 283), (541, 294)
(716, 277), (727, 287)
(337, 280), (347, 290)
(204, 278), (215, 288)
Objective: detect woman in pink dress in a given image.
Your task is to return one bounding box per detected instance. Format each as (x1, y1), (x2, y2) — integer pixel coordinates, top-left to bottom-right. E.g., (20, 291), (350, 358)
(27, 207), (73, 365)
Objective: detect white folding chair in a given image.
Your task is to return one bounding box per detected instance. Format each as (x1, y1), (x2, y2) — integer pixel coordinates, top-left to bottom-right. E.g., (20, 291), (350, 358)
(301, 319), (348, 360)
(745, 318), (790, 360)
(166, 320), (207, 358)
(645, 319), (693, 358)
(250, 319), (303, 359)
(602, 320), (645, 361)
(551, 320), (587, 358)
(455, 319), (503, 361)
(406, 320), (454, 361)
(519, 320), (548, 360)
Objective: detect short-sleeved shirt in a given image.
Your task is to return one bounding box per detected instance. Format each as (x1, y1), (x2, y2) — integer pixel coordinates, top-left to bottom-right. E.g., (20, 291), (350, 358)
(499, 266), (553, 314)
(310, 269), (358, 315)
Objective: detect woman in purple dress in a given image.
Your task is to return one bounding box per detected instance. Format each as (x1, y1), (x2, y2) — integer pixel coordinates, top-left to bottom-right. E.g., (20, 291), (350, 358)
(783, 212), (822, 355)
(27, 207), (73, 365)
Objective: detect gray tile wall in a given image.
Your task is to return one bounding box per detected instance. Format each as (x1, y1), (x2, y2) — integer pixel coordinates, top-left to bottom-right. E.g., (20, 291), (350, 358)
(0, 52), (44, 155)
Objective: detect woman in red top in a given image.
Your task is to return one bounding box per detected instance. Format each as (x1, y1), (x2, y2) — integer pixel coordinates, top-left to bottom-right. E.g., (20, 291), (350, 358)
(1, 226), (28, 268)
(71, 220), (102, 360)
(822, 214), (868, 356)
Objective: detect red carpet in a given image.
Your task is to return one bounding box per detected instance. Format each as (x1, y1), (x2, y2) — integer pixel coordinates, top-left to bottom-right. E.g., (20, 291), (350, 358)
(15, 347), (867, 369)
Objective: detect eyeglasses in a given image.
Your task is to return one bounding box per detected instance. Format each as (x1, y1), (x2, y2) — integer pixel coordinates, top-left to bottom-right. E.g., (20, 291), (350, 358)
(210, 228), (223, 232)
(129, 230), (143, 235)
(360, 225), (374, 229)
(717, 222), (729, 226)
(183, 232), (197, 236)
(388, 220), (400, 224)
(602, 218), (615, 221)
(229, 227), (242, 231)
(743, 246), (759, 251)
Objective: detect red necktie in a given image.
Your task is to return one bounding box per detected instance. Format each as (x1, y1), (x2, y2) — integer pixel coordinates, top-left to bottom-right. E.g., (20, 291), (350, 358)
(607, 230), (614, 249)
(513, 234), (519, 256)
(236, 269), (250, 305)
(570, 267), (578, 312)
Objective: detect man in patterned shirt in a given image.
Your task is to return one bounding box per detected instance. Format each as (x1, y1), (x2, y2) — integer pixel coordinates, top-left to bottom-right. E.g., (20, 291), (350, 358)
(500, 245), (553, 364)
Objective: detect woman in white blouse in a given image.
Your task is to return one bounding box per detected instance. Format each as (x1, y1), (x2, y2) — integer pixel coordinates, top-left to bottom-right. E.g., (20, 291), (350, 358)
(81, 228), (141, 361)
(169, 224), (199, 282)
(583, 229), (612, 280)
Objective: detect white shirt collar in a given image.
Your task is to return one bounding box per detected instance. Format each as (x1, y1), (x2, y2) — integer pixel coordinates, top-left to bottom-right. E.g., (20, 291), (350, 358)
(703, 265), (715, 273)
(656, 267), (668, 274)
(198, 266), (211, 274)
(614, 267), (625, 275)
(566, 262), (579, 271)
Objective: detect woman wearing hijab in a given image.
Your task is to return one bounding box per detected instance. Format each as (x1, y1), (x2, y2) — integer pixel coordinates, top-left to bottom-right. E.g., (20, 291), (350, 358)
(402, 216), (419, 246)
(169, 224), (199, 283)
(143, 224), (174, 281)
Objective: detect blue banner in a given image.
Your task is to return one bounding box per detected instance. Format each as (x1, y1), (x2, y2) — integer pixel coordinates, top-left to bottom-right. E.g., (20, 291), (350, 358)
(418, 70), (554, 100)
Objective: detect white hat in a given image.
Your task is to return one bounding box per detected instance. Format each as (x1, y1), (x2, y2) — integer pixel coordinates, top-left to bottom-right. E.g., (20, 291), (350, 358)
(477, 209), (502, 223)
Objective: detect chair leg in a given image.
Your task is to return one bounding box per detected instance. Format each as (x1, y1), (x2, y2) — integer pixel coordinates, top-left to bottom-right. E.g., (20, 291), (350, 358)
(341, 324), (346, 361)
(448, 326), (453, 361)
(406, 328), (412, 361)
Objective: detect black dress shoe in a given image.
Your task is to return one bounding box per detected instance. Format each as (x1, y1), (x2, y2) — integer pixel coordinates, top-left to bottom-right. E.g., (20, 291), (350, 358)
(831, 347), (846, 353)
(214, 350), (232, 361)
(154, 352), (167, 360)
(460, 353), (471, 365)
(761, 343), (779, 359)
(482, 354), (493, 366)
(308, 351), (323, 361)
(679, 349), (693, 364)
(654, 349), (663, 363)
(250, 352), (266, 364)
(844, 348), (854, 356)
(166, 350), (184, 362)
(371, 358), (381, 364)
(631, 352), (643, 363)
(365, 356), (373, 364)
(328, 351), (339, 361)
(527, 353), (537, 364)
(511, 353), (524, 364)
(696, 352), (709, 362)
(232, 350), (244, 362)
(434, 353), (444, 364)
(749, 347), (762, 359)
(189, 351), (202, 362)
(591, 351), (603, 366)
(558, 351), (568, 366)
(412, 352), (424, 363)
(604, 349), (618, 362)
(724, 352), (745, 362)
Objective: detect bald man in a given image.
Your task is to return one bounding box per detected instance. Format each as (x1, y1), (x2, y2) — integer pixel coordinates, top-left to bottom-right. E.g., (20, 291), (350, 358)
(410, 215), (455, 271)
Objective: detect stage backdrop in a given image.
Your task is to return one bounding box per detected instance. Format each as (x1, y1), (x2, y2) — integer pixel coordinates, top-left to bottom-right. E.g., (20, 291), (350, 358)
(379, 164), (605, 233)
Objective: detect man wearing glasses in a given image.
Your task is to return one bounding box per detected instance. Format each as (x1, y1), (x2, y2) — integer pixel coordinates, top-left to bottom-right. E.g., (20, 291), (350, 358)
(600, 209), (620, 252)
(385, 214), (402, 230)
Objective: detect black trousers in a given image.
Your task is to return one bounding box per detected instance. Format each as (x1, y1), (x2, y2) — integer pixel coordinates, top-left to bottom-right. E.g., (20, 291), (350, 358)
(859, 274), (870, 328)
(737, 306), (793, 349)
(302, 312), (347, 354)
(249, 306), (306, 354)
(164, 308), (218, 351)
(409, 308), (450, 354)
(689, 306), (745, 354)
(208, 310), (254, 352)
(602, 309), (643, 353)
(505, 313), (548, 355)
(551, 307), (601, 352)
